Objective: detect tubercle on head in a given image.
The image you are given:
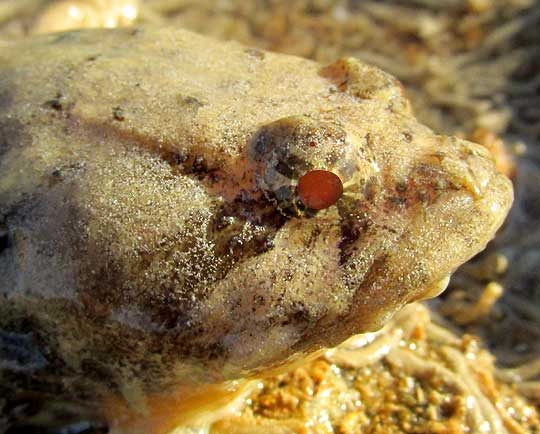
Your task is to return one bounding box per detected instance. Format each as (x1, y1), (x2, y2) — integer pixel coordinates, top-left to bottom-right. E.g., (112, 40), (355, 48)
(319, 57), (412, 115)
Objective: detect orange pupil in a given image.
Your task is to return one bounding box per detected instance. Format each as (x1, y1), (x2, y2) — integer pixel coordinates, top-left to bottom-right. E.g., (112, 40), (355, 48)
(297, 170), (344, 210)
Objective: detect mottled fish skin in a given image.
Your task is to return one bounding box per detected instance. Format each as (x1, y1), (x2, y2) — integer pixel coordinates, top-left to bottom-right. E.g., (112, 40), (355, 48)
(0, 28), (512, 393)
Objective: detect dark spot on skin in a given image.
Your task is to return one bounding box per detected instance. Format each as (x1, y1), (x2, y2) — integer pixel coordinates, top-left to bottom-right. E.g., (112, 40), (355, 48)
(417, 191), (431, 203)
(112, 106), (125, 121)
(254, 295), (265, 306)
(48, 168), (63, 187)
(365, 133), (376, 153)
(47, 163), (86, 187)
(403, 131), (413, 142)
(364, 176), (380, 201)
(184, 96), (202, 108)
(282, 302), (312, 326)
(395, 181), (408, 193)
(307, 226), (322, 248)
(244, 48), (265, 60)
(204, 342), (227, 361)
(214, 214), (235, 231)
(0, 224), (9, 253)
(227, 236), (243, 255)
(44, 93), (63, 111)
(211, 197), (282, 265)
(166, 151), (188, 166)
(264, 236), (275, 250)
(178, 96), (203, 113)
(232, 191), (258, 216)
(387, 196), (407, 207)
(275, 160), (296, 178)
(302, 207), (318, 219)
(338, 212), (371, 264)
(291, 303), (312, 324)
(192, 155), (207, 175)
(252, 234), (276, 255)
(0, 118), (29, 161)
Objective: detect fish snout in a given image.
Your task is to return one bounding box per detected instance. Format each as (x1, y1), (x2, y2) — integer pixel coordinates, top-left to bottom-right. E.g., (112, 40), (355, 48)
(337, 135), (513, 332)
(402, 136), (514, 303)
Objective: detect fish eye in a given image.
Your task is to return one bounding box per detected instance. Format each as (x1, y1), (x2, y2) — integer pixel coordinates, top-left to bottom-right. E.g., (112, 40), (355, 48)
(249, 116), (352, 217)
(297, 170), (344, 210)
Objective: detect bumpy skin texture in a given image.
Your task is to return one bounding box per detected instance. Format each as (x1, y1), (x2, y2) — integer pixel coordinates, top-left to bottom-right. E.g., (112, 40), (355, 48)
(0, 28), (512, 394)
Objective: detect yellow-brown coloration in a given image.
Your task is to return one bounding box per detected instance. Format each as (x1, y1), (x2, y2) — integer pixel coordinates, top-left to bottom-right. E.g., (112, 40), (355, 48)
(0, 27), (512, 428)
